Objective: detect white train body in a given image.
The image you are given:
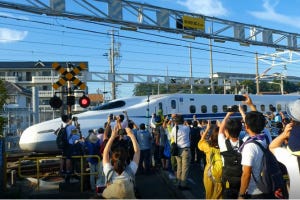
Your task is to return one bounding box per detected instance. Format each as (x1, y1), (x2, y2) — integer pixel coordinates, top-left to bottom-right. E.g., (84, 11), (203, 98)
(19, 93), (299, 153)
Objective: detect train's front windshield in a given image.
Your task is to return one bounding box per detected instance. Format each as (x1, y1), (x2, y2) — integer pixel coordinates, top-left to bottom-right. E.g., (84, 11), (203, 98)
(92, 100), (126, 110)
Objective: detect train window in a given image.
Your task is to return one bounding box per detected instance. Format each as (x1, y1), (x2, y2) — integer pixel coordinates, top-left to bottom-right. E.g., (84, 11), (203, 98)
(260, 105), (265, 112)
(93, 100), (125, 110)
(190, 105), (196, 113)
(171, 100), (176, 109)
(212, 105), (218, 113)
(201, 105), (207, 113)
(269, 104), (276, 112)
(190, 98), (195, 101)
(277, 104), (282, 112)
(242, 105), (247, 112)
(159, 102), (163, 110)
(222, 105), (228, 112)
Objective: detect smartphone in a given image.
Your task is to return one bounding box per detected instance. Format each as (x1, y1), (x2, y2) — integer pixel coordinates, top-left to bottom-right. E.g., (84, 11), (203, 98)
(234, 95), (246, 101)
(109, 113), (113, 120)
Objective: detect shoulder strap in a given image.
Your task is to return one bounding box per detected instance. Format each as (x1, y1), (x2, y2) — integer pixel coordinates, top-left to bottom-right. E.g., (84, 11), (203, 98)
(250, 140), (266, 153)
(225, 139), (233, 151)
(298, 156), (300, 174)
(225, 138), (243, 151)
(106, 168), (114, 184)
(175, 125), (178, 144)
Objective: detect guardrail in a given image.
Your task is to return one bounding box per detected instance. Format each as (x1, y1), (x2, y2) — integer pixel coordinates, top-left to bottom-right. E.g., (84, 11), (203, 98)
(17, 154), (101, 192)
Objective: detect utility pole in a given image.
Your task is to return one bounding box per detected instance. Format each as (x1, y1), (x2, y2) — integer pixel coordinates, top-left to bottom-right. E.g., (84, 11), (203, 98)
(108, 29), (121, 100)
(189, 43), (193, 94)
(255, 52), (260, 94)
(209, 30), (214, 94)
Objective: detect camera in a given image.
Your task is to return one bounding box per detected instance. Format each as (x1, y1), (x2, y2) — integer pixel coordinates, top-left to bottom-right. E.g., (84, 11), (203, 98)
(227, 105), (239, 112)
(72, 116), (78, 121)
(117, 128), (127, 136)
(283, 118), (290, 124)
(234, 95), (246, 101)
(109, 113), (114, 120)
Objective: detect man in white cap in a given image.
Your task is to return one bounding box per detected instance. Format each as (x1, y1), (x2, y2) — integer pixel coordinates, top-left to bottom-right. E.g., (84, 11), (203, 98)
(269, 99), (300, 199)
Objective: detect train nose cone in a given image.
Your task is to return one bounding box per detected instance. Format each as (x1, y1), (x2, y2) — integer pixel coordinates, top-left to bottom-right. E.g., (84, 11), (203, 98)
(19, 126), (35, 152)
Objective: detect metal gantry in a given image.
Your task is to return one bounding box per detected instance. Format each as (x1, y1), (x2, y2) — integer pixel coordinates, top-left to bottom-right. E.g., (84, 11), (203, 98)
(0, 0), (299, 51)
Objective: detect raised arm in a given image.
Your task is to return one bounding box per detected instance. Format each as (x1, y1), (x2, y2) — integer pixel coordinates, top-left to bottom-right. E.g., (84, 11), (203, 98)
(200, 120), (211, 141)
(219, 112), (233, 138)
(269, 123), (292, 154)
(102, 128), (118, 165)
(243, 94), (256, 111)
(125, 127), (140, 165)
(103, 116), (111, 140)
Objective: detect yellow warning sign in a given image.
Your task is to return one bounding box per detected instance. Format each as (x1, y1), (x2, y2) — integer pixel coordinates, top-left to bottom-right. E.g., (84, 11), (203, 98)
(182, 15), (205, 30)
(52, 62), (87, 90)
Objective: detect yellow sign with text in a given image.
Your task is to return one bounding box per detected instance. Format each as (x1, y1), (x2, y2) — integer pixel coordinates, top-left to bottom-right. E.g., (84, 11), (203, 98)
(182, 15), (205, 30)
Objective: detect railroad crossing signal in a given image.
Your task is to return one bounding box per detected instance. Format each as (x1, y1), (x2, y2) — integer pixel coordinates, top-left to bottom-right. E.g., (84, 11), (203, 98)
(49, 95), (63, 109)
(79, 95), (90, 108)
(52, 62), (87, 90)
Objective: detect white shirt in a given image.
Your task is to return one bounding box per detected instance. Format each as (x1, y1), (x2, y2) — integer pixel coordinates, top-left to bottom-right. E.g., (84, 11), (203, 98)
(218, 133), (241, 152)
(241, 139), (268, 195)
(103, 161), (138, 183)
(170, 124), (190, 148)
(273, 147), (300, 199)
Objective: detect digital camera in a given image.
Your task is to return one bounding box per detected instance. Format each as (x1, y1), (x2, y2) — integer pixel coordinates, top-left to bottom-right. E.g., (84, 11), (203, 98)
(234, 95), (246, 101)
(117, 128), (127, 136)
(227, 105), (239, 112)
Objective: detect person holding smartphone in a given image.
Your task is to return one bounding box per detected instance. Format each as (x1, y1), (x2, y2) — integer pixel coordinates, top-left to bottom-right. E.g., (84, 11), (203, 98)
(269, 99), (300, 199)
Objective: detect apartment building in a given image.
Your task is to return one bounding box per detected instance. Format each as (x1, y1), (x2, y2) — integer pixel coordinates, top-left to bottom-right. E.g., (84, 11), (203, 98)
(0, 61), (89, 132)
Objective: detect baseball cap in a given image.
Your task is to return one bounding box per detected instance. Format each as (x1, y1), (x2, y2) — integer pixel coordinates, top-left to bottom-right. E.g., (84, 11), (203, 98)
(286, 99), (300, 122)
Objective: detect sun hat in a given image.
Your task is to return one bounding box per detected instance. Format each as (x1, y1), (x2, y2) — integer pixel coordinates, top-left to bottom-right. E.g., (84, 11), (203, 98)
(88, 132), (99, 144)
(286, 99), (300, 122)
(102, 178), (135, 199)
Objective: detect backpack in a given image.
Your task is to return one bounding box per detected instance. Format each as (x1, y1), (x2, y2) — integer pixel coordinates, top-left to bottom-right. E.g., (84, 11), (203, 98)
(221, 139), (243, 198)
(102, 166), (136, 199)
(250, 140), (287, 199)
(55, 125), (69, 149)
(207, 147), (223, 183)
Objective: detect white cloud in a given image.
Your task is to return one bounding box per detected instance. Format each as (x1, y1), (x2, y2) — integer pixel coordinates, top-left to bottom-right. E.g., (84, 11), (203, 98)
(249, 0), (300, 29)
(177, 0), (227, 17)
(0, 28), (28, 43)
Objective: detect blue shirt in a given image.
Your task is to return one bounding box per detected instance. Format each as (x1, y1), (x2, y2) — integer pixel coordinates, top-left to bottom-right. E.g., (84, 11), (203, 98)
(85, 140), (101, 164)
(65, 124), (77, 144)
(136, 129), (152, 150)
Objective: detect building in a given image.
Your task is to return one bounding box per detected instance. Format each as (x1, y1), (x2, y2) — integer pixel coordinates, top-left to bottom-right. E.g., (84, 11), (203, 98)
(0, 61), (91, 128)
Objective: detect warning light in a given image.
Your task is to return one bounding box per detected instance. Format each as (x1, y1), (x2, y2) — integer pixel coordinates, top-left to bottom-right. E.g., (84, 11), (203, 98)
(49, 95), (62, 109)
(79, 95), (90, 108)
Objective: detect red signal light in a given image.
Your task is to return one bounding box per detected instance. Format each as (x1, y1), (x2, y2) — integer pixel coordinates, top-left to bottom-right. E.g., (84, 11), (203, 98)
(79, 95), (90, 108)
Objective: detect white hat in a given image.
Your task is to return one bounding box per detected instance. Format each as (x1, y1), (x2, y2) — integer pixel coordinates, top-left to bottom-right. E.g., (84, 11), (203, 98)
(102, 179), (135, 199)
(287, 99), (300, 122)
(88, 133), (99, 144)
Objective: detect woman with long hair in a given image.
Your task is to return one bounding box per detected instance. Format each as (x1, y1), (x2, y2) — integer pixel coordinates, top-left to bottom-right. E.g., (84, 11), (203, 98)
(198, 120), (222, 199)
(102, 126), (140, 199)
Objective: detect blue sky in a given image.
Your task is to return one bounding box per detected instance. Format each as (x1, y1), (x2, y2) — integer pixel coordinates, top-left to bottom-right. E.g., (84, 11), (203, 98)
(0, 0), (300, 99)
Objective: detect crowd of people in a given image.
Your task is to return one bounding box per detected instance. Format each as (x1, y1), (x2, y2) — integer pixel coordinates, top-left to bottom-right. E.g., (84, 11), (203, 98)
(57, 94), (300, 199)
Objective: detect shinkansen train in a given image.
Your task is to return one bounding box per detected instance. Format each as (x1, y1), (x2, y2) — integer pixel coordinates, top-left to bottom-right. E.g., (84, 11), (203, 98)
(19, 93), (299, 153)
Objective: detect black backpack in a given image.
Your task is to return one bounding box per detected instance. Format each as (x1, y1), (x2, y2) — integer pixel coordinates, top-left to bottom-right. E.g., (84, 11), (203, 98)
(221, 139), (243, 198)
(250, 140), (287, 199)
(55, 125), (69, 149)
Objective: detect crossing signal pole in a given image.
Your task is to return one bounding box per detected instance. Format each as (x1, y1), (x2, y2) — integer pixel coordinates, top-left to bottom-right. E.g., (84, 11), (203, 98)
(50, 62), (90, 114)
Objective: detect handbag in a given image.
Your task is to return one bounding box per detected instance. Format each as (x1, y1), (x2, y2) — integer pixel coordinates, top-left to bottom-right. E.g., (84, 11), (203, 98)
(170, 126), (179, 156)
(163, 139), (171, 158)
